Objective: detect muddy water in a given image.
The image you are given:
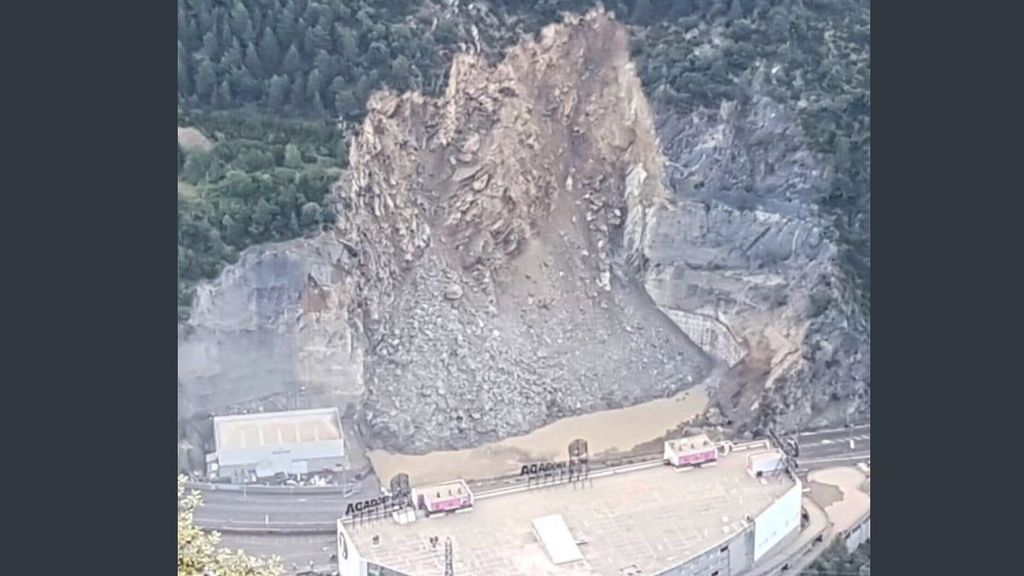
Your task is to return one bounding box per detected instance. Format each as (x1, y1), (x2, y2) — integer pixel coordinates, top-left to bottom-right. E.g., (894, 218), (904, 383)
(368, 384), (709, 485)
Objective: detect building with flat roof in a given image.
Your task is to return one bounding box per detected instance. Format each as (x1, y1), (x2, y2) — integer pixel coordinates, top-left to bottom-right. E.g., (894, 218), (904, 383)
(337, 448), (801, 576)
(207, 407), (345, 482)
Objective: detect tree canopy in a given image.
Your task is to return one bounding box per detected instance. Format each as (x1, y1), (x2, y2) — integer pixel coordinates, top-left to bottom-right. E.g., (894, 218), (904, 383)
(178, 476), (283, 576)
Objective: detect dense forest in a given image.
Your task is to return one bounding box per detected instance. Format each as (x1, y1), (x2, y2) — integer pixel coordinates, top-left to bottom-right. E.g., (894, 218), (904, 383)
(178, 0), (869, 317)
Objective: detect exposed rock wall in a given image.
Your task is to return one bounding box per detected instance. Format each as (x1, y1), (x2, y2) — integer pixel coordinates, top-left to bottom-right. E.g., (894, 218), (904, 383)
(647, 70), (870, 432)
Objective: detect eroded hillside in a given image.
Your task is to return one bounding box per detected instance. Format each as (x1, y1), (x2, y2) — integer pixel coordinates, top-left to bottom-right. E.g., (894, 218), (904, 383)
(178, 8), (868, 462)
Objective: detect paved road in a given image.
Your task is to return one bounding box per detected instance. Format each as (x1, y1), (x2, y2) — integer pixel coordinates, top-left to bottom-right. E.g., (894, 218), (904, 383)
(192, 425), (869, 569)
(794, 424), (871, 472)
(193, 425), (869, 528)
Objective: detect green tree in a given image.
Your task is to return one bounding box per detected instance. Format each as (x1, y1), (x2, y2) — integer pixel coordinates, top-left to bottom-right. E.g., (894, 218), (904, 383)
(244, 44), (263, 78)
(181, 150), (212, 184)
(309, 16), (334, 52)
(230, 1), (255, 44)
(221, 38), (243, 71)
(267, 74), (290, 111)
(312, 91), (326, 116)
(306, 68), (323, 100)
(194, 58), (218, 102)
(258, 27), (282, 68)
(250, 198), (276, 236)
(632, 0), (653, 25)
(390, 55), (412, 91)
(367, 41), (389, 67)
(214, 79), (234, 108)
(290, 74), (306, 109)
(337, 26), (360, 64)
(201, 30), (220, 60)
(283, 44), (302, 75)
(277, 3), (297, 46)
(178, 477), (282, 576)
(300, 201), (323, 227)
(283, 143), (303, 168)
(314, 49), (335, 80)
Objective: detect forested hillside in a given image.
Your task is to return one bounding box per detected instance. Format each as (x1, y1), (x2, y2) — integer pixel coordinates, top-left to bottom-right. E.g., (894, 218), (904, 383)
(178, 0), (869, 318)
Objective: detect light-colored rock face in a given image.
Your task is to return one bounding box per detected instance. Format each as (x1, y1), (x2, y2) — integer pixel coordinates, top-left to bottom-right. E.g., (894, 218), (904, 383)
(177, 237), (366, 428)
(177, 9), (869, 457)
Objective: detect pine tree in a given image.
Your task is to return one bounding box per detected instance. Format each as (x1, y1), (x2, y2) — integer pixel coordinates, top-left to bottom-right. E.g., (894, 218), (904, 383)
(312, 91), (326, 117)
(290, 74), (306, 109)
(283, 45), (302, 75)
(277, 1), (298, 46)
(306, 68), (323, 100)
(268, 75), (290, 111)
(334, 89), (357, 118)
(220, 23), (234, 57)
(221, 38), (243, 71)
(295, 18), (310, 52)
(258, 27), (282, 68)
(202, 30), (220, 60)
(314, 50), (334, 80)
(309, 15), (334, 52)
(390, 55), (411, 91)
(244, 44), (263, 78)
(230, 1), (255, 44)
(337, 26), (360, 65)
(195, 58), (218, 102)
(215, 79), (234, 108)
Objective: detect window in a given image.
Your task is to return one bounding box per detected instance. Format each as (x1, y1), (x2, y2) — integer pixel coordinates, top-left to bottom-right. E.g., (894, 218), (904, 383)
(711, 571), (720, 576)
(720, 544), (729, 553)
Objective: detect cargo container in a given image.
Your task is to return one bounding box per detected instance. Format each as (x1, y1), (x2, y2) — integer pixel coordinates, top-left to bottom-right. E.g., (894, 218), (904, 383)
(413, 479), (474, 516)
(664, 434), (718, 468)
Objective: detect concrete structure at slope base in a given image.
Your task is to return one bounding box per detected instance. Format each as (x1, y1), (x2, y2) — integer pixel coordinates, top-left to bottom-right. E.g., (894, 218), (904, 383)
(206, 407), (345, 483)
(336, 447), (801, 576)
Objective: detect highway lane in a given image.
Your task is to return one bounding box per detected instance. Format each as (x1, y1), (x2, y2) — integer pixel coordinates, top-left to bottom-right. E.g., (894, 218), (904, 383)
(216, 532), (339, 572)
(192, 425), (867, 572)
(193, 425), (869, 530)
(194, 482), (378, 528)
(796, 424), (871, 467)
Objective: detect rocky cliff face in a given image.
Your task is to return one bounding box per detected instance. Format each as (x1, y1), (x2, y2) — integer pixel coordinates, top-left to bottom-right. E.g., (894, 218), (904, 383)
(177, 9), (868, 458)
(646, 69), (870, 432)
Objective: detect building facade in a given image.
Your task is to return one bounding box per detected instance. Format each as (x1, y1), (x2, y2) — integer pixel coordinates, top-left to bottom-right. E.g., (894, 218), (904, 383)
(207, 407), (345, 482)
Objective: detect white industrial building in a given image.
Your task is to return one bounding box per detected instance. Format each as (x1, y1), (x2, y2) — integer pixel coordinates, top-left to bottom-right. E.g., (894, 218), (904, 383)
(336, 447), (801, 576)
(206, 407), (345, 482)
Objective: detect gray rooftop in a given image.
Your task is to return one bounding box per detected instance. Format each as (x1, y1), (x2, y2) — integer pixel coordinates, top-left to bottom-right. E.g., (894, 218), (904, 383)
(344, 449), (794, 576)
(212, 408), (344, 467)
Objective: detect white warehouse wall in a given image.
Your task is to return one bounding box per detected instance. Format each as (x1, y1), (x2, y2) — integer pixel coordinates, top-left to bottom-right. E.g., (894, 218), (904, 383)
(753, 480), (802, 561)
(337, 520), (366, 576)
